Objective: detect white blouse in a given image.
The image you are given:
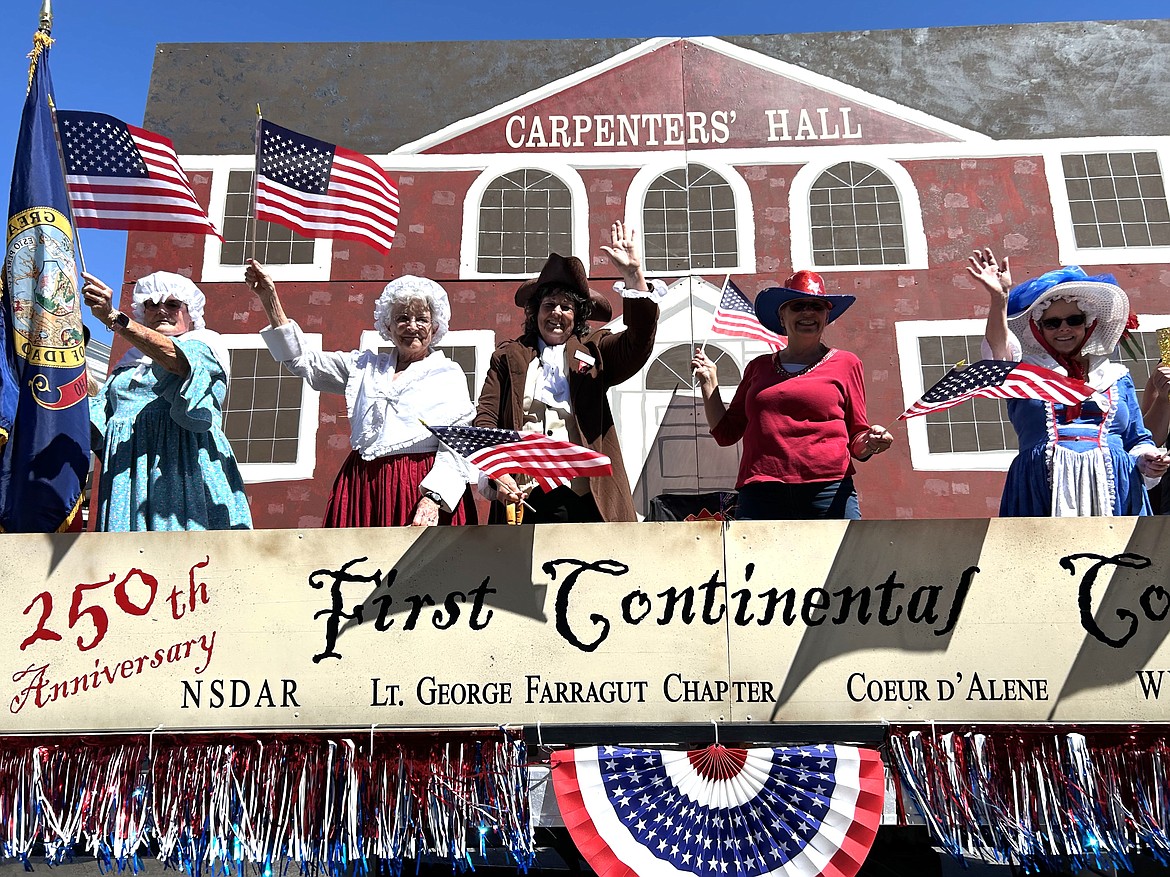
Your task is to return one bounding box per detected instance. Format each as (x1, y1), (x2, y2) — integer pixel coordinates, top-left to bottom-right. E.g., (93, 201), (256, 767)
(261, 321), (476, 510)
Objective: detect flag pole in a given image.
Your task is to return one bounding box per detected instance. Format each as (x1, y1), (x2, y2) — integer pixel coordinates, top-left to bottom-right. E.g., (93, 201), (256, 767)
(46, 98), (86, 276)
(700, 273), (731, 356)
(248, 104), (262, 264)
(35, 2), (86, 277)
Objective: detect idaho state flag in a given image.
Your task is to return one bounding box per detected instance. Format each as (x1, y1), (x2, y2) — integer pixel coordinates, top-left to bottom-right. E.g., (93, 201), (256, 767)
(0, 34), (89, 532)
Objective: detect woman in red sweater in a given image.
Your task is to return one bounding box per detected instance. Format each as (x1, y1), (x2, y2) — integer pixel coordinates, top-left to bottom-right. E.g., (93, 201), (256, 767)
(691, 270), (892, 520)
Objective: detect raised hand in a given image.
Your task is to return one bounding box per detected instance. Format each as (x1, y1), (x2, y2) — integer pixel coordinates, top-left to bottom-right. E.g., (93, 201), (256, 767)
(80, 271), (117, 325)
(967, 249), (1012, 299)
(600, 220), (642, 282)
(245, 258), (289, 327)
(244, 258), (276, 297)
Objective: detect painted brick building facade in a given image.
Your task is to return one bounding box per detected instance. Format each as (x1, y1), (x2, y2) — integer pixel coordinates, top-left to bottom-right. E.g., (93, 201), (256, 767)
(120, 22), (1170, 527)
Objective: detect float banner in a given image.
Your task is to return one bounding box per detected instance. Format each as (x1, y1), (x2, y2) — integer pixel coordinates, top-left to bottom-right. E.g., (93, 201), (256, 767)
(4, 518), (1170, 733)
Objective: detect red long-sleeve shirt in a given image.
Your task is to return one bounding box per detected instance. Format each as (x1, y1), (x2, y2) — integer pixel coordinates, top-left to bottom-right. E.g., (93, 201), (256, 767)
(711, 348), (871, 486)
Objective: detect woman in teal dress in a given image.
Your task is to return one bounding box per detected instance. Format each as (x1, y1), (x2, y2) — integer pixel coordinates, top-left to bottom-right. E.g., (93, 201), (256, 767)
(82, 271), (251, 531)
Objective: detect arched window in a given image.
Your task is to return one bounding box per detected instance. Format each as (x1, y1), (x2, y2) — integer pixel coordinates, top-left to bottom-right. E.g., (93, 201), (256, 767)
(642, 165), (738, 272)
(809, 162), (906, 266)
(477, 170), (572, 274)
(645, 344), (741, 391)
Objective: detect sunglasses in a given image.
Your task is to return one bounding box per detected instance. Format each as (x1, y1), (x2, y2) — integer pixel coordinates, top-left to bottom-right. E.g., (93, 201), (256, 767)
(1037, 314), (1087, 331)
(785, 300), (831, 313)
(144, 299), (185, 312)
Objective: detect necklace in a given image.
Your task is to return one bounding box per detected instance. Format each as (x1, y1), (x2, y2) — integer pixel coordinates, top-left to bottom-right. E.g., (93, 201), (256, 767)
(772, 345), (829, 379)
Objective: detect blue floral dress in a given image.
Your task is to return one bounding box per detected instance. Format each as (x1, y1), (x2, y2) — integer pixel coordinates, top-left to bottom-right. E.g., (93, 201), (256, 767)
(90, 336), (252, 531)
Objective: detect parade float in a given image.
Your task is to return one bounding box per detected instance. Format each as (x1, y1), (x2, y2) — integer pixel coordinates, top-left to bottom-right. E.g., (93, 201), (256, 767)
(5, 6), (1170, 875)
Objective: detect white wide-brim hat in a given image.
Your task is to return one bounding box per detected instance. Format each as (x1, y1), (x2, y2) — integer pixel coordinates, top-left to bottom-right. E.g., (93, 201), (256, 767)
(1006, 267), (1129, 360)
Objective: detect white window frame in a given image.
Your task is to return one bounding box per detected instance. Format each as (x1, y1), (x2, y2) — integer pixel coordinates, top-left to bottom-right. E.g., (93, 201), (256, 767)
(894, 318), (1015, 472)
(460, 163), (588, 280)
(358, 329), (496, 403)
(1045, 142), (1170, 266)
(195, 156), (334, 283)
(790, 156), (927, 272)
(220, 332), (321, 483)
(625, 158), (756, 277)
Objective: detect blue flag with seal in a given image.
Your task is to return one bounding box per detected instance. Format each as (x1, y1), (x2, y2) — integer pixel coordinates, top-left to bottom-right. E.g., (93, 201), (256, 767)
(0, 32), (89, 532)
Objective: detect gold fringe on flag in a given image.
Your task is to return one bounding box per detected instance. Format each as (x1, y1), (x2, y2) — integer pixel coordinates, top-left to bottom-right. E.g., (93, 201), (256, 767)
(26, 30), (52, 90)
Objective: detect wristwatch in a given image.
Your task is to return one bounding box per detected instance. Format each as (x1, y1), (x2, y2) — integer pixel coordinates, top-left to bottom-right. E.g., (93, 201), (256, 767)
(421, 488), (443, 505)
(107, 310), (130, 331)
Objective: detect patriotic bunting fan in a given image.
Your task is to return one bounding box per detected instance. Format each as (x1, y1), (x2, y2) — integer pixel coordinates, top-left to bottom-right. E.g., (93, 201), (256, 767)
(552, 744), (884, 877)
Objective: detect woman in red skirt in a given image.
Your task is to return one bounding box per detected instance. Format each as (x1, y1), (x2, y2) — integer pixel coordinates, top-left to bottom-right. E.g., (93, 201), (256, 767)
(246, 261), (477, 527)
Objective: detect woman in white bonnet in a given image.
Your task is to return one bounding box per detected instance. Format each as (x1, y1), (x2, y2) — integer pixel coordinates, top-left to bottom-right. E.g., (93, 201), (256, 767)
(81, 270), (252, 531)
(245, 259), (477, 527)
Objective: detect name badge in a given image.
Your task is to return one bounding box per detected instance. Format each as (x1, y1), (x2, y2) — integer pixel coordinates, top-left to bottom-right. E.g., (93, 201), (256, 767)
(574, 350), (596, 367)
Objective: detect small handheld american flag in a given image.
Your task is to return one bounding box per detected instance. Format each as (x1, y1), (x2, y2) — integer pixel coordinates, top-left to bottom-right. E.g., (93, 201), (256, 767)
(55, 110), (221, 238)
(255, 119), (399, 253)
(710, 278), (785, 349)
(899, 360), (1095, 420)
(426, 424), (611, 492)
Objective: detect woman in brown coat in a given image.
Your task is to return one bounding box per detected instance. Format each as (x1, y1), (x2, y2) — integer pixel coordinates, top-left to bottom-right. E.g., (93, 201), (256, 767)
(475, 221), (664, 522)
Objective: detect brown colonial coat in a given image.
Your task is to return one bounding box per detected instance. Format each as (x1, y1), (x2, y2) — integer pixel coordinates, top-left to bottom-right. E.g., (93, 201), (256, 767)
(474, 296), (659, 522)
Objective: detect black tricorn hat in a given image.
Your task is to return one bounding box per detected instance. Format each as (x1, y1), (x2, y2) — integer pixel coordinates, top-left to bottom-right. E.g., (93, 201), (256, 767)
(514, 253), (613, 323)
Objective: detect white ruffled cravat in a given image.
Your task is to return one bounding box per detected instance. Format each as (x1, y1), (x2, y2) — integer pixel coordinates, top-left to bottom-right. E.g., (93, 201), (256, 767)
(535, 341), (571, 409)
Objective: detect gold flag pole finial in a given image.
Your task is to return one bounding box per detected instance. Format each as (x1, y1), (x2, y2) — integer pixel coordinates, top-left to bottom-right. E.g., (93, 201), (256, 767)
(28, 0), (54, 87)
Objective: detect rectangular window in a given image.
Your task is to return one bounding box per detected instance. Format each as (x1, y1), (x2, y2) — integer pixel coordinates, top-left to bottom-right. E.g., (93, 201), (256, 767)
(220, 333), (321, 482)
(220, 170), (317, 266)
(1050, 149), (1170, 264)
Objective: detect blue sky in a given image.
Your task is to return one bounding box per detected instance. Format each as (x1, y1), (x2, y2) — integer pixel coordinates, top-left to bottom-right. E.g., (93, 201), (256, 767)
(3, 0), (1168, 343)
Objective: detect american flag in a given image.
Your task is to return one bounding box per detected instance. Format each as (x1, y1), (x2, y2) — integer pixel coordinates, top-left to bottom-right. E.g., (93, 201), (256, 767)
(427, 424), (611, 492)
(710, 278), (785, 349)
(899, 360), (1095, 420)
(55, 110), (221, 237)
(256, 120), (399, 253)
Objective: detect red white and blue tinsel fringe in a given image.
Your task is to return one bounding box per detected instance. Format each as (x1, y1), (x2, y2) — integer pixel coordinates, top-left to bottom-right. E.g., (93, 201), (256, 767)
(0, 731), (533, 874)
(888, 725), (1170, 873)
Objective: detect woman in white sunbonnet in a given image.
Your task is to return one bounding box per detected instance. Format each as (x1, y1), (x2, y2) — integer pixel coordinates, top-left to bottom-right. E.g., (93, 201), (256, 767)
(81, 270), (252, 531)
(246, 259), (477, 527)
